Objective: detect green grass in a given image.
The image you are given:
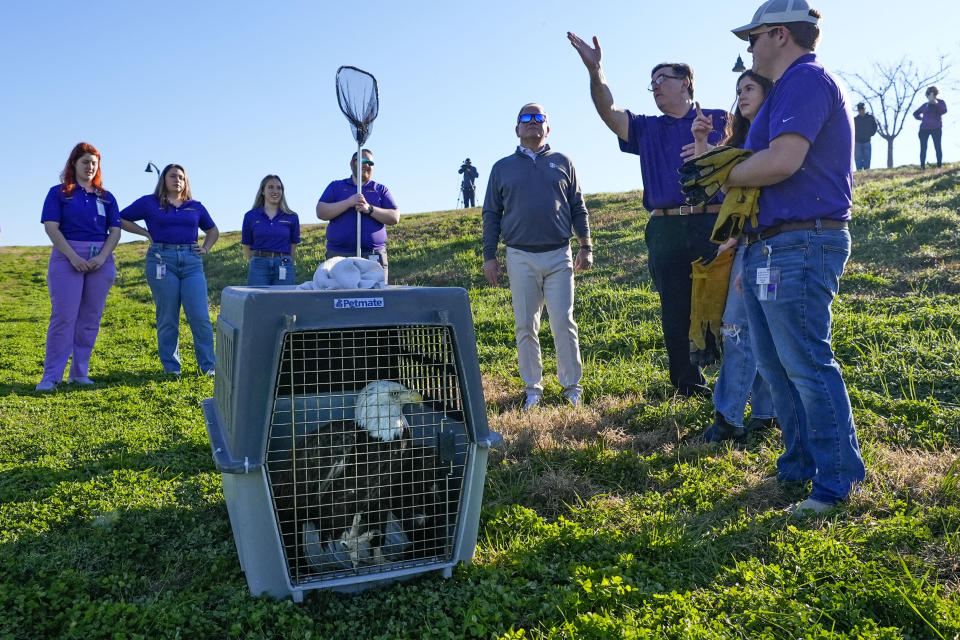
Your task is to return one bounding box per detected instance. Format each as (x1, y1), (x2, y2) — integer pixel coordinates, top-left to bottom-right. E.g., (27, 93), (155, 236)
(1, 165), (959, 638)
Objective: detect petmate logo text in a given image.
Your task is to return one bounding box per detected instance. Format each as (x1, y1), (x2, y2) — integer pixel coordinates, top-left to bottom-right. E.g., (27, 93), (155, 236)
(334, 297), (384, 309)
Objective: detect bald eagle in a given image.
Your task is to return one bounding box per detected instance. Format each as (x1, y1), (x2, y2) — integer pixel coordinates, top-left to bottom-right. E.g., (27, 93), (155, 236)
(287, 380), (428, 571)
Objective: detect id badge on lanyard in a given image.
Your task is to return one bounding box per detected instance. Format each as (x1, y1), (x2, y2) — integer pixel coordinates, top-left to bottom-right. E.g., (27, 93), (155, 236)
(756, 244), (780, 301)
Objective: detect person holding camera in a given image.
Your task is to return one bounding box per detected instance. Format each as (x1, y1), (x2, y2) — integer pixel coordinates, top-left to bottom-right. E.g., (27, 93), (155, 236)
(459, 158), (479, 208)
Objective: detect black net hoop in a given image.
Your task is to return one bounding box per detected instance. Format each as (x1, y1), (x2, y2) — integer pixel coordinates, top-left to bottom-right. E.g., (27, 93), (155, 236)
(336, 66), (379, 146)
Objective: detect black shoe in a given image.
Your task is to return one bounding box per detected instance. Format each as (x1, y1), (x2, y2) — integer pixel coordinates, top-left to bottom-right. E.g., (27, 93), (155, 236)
(677, 384), (712, 399)
(745, 416), (778, 435)
(702, 412), (746, 444)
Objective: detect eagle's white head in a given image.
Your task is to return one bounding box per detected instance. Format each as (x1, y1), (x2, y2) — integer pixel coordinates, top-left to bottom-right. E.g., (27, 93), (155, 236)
(354, 380), (424, 442)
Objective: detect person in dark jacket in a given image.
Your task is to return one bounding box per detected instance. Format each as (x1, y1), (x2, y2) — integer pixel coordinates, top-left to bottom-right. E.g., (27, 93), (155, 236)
(853, 102), (878, 170)
(459, 158), (479, 208)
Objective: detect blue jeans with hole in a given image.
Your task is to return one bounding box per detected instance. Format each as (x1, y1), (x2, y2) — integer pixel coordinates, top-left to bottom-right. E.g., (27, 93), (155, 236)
(713, 243), (776, 427)
(742, 228), (864, 504)
(145, 245), (215, 373)
(247, 256), (295, 286)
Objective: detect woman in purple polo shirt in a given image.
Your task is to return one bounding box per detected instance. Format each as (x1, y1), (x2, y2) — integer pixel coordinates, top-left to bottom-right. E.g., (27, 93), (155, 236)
(36, 142), (122, 391)
(241, 175), (300, 285)
(120, 164), (219, 376)
(914, 85), (947, 169)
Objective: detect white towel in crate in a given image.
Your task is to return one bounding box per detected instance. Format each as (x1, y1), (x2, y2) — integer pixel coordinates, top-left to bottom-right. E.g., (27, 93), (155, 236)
(298, 257), (385, 290)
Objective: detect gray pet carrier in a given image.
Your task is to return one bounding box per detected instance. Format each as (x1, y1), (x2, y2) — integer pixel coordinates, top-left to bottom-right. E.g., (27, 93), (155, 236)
(202, 286), (501, 601)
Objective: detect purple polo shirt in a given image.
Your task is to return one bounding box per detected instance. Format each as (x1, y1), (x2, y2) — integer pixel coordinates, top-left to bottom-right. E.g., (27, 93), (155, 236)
(745, 53), (853, 229)
(241, 208), (300, 253)
(318, 177), (397, 253)
(120, 195), (216, 244)
(41, 184), (121, 241)
(914, 100), (947, 130)
(619, 105), (728, 212)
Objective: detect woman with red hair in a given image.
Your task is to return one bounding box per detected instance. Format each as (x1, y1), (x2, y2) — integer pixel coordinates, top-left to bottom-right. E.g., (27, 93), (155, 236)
(37, 142), (122, 391)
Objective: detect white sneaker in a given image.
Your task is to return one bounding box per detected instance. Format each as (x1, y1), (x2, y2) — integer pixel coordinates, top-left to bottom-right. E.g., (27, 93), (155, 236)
(564, 389), (583, 407)
(786, 498), (834, 517)
(35, 380), (57, 392)
(67, 376), (94, 385)
(522, 393), (541, 411)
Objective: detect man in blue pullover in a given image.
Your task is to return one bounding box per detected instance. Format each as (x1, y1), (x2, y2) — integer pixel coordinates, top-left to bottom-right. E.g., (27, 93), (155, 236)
(482, 103), (593, 411)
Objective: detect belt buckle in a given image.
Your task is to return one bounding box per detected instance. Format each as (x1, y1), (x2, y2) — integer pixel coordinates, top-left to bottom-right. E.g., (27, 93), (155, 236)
(678, 204), (697, 215)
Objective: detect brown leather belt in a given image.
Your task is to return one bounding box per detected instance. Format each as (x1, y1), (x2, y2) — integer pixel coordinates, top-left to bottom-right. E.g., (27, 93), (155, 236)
(252, 250), (289, 257)
(744, 219), (848, 245)
(651, 204), (722, 216)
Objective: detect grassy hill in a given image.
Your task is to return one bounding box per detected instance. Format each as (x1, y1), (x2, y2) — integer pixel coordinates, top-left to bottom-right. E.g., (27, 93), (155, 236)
(0, 165), (958, 638)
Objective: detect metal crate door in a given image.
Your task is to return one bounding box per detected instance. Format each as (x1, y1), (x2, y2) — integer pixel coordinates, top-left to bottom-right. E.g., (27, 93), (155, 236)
(265, 325), (472, 588)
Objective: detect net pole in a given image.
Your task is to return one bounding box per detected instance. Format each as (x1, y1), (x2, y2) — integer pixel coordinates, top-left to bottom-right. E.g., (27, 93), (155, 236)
(356, 140), (362, 257)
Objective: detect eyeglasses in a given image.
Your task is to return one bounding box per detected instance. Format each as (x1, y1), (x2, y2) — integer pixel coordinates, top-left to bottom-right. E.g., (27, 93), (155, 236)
(748, 26), (780, 47)
(647, 74), (681, 91)
(518, 113), (547, 124)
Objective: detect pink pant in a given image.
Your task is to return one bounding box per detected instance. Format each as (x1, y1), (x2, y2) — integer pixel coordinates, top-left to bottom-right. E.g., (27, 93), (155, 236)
(40, 240), (116, 383)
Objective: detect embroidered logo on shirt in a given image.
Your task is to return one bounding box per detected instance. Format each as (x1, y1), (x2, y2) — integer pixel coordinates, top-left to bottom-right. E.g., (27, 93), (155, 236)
(781, 116), (797, 123)
(549, 162), (556, 168)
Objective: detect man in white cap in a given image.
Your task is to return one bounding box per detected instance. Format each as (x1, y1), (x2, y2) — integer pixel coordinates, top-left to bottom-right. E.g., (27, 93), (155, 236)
(721, 0), (865, 516)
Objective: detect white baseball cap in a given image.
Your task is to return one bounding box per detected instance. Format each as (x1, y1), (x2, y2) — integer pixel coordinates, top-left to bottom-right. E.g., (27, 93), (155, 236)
(732, 0), (819, 40)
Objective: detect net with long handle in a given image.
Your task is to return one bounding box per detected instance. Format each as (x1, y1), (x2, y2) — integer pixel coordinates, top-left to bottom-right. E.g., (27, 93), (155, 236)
(336, 66), (380, 258)
(336, 66), (379, 146)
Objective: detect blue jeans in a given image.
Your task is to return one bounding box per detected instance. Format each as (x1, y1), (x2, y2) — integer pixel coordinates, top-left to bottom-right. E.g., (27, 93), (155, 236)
(145, 245), (215, 373)
(247, 255), (295, 286)
(854, 142), (872, 170)
(713, 244), (776, 427)
(742, 228), (864, 504)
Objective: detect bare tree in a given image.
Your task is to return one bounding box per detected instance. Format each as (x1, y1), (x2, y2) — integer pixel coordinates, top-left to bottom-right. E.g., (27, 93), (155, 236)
(841, 56), (950, 168)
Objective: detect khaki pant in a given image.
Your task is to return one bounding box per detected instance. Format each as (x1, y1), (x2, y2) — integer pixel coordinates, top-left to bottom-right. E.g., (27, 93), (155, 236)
(505, 246), (582, 397)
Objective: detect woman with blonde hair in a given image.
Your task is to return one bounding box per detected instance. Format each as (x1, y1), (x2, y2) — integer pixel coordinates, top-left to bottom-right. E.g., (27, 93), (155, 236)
(36, 142), (122, 391)
(241, 175), (300, 285)
(120, 164), (219, 376)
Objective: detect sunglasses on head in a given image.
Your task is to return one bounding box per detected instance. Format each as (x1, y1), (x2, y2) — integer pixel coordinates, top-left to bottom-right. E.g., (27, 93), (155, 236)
(518, 113), (547, 123)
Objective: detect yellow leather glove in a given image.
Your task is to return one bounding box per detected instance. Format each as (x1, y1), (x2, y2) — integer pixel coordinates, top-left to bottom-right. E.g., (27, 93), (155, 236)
(689, 247), (735, 366)
(710, 186), (760, 244)
(679, 146), (753, 206)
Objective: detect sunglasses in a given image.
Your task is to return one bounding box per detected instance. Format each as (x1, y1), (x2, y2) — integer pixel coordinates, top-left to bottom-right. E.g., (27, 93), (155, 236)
(355, 158), (374, 166)
(648, 74), (681, 91)
(748, 26), (780, 47)
(518, 113), (547, 123)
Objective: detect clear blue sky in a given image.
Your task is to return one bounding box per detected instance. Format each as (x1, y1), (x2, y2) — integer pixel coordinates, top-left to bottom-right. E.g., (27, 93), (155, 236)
(3, 0), (957, 247)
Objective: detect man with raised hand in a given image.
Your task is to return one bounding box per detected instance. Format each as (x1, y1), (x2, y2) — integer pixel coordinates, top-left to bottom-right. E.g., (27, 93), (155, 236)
(482, 103), (593, 411)
(721, 0), (865, 516)
(568, 32), (728, 398)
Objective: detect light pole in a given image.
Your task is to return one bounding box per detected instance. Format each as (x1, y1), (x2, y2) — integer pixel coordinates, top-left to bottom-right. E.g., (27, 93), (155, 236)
(145, 162), (162, 185)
